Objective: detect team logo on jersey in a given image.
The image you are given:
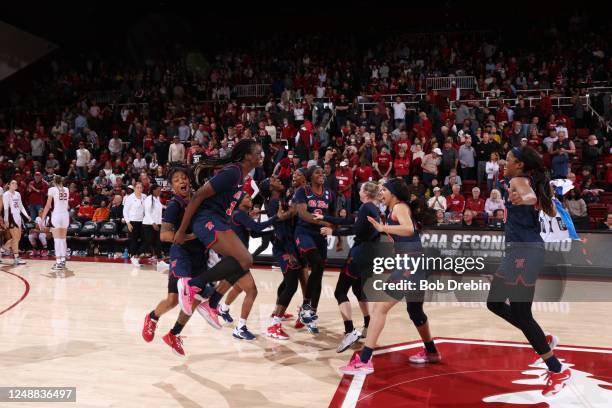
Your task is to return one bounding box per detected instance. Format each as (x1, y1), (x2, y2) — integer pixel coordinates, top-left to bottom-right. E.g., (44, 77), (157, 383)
(514, 258), (525, 269)
(205, 221), (215, 231)
(307, 200), (329, 209)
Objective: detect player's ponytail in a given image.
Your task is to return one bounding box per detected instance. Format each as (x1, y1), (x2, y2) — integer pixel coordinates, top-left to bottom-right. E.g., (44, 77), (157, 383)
(515, 146), (554, 217)
(54, 175), (64, 189)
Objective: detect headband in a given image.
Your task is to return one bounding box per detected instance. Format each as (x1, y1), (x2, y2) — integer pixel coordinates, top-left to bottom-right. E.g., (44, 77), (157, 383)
(383, 180), (401, 199)
(511, 147), (523, 161)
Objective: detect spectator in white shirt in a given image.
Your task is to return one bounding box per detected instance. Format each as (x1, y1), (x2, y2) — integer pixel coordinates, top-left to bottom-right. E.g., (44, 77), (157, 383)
(123, 182), (147, 267)
(142, 185), (165, 265)
(293, 103), (305, 126)
(427, 187), (447, 211)
(485, 152), (500, 192)
(485, 189), (505, 216)
(76, 141), (91, 180)
(108, 131), (123, 156)
(132, 152), (147, 172)
(393, 96), (407, 129)
(168, 136), (185, 163)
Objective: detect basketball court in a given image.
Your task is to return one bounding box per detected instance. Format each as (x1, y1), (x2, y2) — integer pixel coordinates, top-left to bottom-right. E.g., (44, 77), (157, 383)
(1, 259), (611, 407)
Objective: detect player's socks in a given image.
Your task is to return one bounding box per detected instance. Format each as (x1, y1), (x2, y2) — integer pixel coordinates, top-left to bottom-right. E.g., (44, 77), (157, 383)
(424, 341), (437, 354)
(170, 322), (184, 336)
(271, 315), (282, 325)
(361, 346), (374, 363)
(149, 311), (159, 321)
(344, 320), (354, 334)
(238, 318), (247, 329)
(544, 355), (562, 373)
(363, 315), (370, 328)
(219, 302), (230, 312)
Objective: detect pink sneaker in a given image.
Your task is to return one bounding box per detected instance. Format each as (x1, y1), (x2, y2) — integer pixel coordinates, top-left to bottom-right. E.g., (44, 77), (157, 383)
(177, 278), (200, 316)
(409, 348), (442, 364)
(196, 300), (222, 329)
(339, 354), (374, 375)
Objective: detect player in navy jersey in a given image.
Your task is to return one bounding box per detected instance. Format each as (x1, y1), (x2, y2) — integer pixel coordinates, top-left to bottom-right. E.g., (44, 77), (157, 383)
(174, 139), (262, 340)
(141, 167), (212, 356)
(264, 171), (311, 339)
(340, 178), (440, 375)
(486, 146), (571, 396)
(212, 191), (279, 340)
(317, 181), (381, 352)
(294, 166), (335, 334)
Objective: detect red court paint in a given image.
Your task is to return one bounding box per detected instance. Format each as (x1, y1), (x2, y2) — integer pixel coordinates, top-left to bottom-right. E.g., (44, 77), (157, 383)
(0, 269), (30, 315)
(332, 338), (612, 407)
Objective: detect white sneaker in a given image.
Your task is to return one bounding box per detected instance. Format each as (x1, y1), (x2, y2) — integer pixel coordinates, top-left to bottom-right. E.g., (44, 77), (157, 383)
(157, 260), (169, 272)
(131, 256), (141, 267)
(14, 258), (26, 265)
(360, 326), (368, 339)
(336, 329), (362, 353)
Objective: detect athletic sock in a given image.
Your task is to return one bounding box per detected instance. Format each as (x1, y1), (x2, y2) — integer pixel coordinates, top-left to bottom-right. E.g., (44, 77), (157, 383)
(344, 320), (354, 334)
(149, 311), (159, 321)
(424, 341), (437, 354)
(219, 302), (230, 312)
(208, 291), (223, 309)
(363, 315), (370, 328)
(302, 299), (311, 308)
(272, 315), (282, 325)
(170, 322), (184, 336)
(237, 318), (247, 329)
(361, 346), (374, 363)
(544, 355), (562, 373)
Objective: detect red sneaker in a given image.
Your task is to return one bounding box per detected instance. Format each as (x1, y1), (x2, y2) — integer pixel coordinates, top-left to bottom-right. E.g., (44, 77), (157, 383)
(534, 334), (560, 363)
(266, 323), (289, 340)
(408, 348), (442, 364)
(294, 316), (305, 329)
(162, 332), (185, 357)
(40, 249), (49, 257)
(142, 314), (157, 342)
(542, 368), (571, 396)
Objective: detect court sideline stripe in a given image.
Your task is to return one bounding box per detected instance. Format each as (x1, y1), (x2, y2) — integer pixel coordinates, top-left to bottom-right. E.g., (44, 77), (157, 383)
(338, 338), (612, 408)
(0, 269), (30, 315)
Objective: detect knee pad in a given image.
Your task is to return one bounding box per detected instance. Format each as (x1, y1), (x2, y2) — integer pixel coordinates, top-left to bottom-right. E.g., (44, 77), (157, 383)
(407, 302), (427, 327)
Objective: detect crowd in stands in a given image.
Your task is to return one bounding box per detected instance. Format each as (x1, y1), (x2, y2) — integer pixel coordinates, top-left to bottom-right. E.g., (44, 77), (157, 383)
(0, 21), (611, 257)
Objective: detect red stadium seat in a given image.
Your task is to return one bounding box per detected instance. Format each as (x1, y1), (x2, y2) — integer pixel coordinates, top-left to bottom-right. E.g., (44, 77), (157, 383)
(587, 204), (607, 219)
(462, 180), (477, 194)
(576, 128), (590, 140)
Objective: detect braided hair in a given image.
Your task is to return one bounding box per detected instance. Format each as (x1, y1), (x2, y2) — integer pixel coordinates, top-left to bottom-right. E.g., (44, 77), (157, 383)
(513, 146), (554, 217)
(191, 139), (260, 188)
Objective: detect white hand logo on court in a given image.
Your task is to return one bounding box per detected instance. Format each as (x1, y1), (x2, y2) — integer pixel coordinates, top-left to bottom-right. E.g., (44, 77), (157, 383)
(483, 361), (612, 407)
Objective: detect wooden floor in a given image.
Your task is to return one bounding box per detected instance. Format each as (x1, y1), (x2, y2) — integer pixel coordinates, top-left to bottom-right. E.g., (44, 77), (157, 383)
(1, 260), (611, 408)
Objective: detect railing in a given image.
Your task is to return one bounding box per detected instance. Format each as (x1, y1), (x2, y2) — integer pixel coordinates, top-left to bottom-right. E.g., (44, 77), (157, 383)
(87, 91), (122, 104)
(585, 94), (612, 133)
(449, 95), (586, 111)
(426, 76), (476, 90)
(233, 84), (271, 98)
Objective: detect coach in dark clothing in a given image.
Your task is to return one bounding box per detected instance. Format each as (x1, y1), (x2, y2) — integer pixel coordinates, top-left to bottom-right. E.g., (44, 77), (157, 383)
(154, 135), (170, 166)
